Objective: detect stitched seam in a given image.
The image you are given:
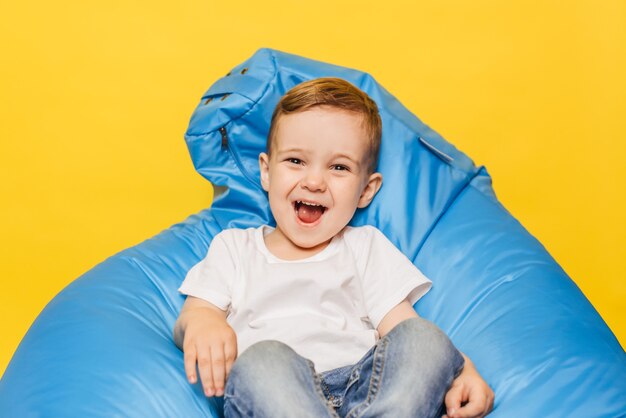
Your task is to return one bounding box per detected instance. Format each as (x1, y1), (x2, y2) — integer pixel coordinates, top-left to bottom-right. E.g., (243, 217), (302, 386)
(346, 367), (360, 391)
(224, 393), (253, 417)
(307, 360), (341, 418)
(419, 136), (454, 163)
(320, 376), (340, 408)
(414, 166), (482, 257)
(346, 338), (388, 418)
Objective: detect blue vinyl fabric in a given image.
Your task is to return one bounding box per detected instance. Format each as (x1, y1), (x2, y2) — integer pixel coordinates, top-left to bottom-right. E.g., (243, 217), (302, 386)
(1, 48), (625, 417)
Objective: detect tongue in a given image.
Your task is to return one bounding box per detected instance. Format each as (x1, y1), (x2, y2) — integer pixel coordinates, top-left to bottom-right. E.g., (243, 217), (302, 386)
(297, 204), (323, 223)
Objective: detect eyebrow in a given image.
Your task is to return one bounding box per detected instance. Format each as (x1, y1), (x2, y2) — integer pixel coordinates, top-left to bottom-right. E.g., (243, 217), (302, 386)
(333, 153), (360, 166)
(275, 148), (363, 166)
(275, 147), (306, 154)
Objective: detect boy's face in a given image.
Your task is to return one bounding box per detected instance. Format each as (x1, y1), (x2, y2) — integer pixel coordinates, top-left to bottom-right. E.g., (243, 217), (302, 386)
(259, 106), (382, 253)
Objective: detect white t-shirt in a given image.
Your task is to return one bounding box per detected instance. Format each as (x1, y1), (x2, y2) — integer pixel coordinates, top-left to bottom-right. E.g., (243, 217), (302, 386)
(178, 225), (431, 372)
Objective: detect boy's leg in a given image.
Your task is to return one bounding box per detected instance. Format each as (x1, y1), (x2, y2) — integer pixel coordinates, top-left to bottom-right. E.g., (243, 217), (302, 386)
(336, 317), (464, 418)
(224, 340), (339, 418)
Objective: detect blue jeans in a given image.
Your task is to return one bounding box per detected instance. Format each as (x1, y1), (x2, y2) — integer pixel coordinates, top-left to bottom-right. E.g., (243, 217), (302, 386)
(223, 317), (465, 418)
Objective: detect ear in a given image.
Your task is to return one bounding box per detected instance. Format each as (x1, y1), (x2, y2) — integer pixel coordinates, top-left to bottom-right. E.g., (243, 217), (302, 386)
(357, 172), (383, 208)
(259, 152), (271, 192)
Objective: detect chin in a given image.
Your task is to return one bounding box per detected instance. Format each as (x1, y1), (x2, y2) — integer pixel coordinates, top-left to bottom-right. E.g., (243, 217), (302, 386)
(290, 233), (330, 250)
(293, 239), (324, 249)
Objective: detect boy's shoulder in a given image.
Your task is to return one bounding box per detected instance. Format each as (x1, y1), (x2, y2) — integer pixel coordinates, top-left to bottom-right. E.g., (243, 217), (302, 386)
(341, 225), (391, 251)
(342, 224), (385, 240)
(211, 226), (261, 248)
(215, 226), (259, 238)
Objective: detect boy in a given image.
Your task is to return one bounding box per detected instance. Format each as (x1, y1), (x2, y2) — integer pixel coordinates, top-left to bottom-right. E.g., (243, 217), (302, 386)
(173, 78), (494, 417)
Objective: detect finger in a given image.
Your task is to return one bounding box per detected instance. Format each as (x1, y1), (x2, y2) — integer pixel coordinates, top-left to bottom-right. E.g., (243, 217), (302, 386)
(211, 344), (226, 397)
(484, 390), (495, 416)
(183, 345), (198, 384)
(444, 383), (463, 417)
(455, 393), (487, 418)
(197, 350), (215, 397)
(224, 340), (238, 379)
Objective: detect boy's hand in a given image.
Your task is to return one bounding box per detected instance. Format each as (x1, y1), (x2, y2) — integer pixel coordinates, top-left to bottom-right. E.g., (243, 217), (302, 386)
(443, 354), (494, 418)
(174, 296), (237, 397)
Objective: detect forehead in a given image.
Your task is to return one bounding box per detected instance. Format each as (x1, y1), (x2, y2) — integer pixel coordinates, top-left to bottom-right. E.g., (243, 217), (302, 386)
(273, 107), (369, 153)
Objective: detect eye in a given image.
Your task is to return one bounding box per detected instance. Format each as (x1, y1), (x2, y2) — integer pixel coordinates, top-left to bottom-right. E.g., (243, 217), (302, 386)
(286, 158), (302, 165)
(331, 164), (350, 171)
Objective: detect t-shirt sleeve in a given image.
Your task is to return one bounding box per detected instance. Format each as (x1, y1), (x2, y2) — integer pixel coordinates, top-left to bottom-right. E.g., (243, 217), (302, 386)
(350, 226), (432, 329)
(177, 231), (235, 311)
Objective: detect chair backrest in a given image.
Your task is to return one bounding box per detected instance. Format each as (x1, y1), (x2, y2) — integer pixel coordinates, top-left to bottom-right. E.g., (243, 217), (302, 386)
(184, 48), (487, 260)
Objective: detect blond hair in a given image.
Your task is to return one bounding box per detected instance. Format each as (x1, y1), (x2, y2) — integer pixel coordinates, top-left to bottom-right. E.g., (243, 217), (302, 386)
(266, 77), (382, 173)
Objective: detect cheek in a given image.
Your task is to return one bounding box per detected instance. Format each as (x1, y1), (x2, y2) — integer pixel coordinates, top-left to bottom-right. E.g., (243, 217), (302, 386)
(334, 181), (364, 206)
(268, 183), (293, 211)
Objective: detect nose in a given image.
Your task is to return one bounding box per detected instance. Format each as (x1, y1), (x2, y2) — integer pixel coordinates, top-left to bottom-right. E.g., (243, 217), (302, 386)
(301, 167), (327, 192)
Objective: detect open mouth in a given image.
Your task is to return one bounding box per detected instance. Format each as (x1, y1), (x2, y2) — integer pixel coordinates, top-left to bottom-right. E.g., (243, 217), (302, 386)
(294, 200), (327, 224)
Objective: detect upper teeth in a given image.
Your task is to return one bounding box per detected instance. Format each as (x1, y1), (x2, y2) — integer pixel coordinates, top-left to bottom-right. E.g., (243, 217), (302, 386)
(298, 201), (321, 207)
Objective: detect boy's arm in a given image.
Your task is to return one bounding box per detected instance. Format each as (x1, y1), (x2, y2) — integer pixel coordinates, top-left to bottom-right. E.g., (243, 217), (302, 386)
(173, 296), (237, 397)
(443, 354), (494, 418)
(377, 300), (494, 418)
(376, 298), (419, 338)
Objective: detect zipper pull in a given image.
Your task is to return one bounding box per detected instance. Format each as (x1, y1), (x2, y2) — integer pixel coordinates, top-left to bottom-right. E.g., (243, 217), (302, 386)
(219, 127), (228, 150)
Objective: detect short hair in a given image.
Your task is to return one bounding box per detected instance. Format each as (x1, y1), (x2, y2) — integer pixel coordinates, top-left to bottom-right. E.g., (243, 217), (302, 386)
(266, 77), (382, 173)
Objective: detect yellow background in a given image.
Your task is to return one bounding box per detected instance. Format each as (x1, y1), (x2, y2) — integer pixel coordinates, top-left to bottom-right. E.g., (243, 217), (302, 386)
(1, 1), (624, 375)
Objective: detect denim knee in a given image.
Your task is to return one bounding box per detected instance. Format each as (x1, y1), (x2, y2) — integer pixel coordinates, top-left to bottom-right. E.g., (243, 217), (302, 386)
(224, 341), (336, 418)
(234, 340), (298, 369)
(227, 340), (301, 393)
(329, 318), (463, 418)
(383, 317), (464, 378)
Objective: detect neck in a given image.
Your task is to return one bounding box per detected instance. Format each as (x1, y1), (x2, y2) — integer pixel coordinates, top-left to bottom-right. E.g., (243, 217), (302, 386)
(263, 228), (331, 261)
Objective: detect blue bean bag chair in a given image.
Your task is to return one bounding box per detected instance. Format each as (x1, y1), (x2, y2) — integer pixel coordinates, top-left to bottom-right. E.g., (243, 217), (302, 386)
(1, 48), (625, 417)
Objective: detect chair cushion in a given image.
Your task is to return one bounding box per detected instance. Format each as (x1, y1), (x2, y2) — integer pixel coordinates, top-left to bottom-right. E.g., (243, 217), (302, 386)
(1, 48), (624, 417)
